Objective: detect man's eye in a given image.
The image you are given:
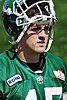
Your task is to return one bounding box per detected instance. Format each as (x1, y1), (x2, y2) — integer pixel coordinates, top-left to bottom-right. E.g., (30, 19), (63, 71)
(31, 27), (41, 32)
(44, 26), (50, 31)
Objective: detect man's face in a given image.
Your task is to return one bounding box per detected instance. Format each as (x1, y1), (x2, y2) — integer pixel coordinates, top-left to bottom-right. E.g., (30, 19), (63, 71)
(22, 24), (50, 54)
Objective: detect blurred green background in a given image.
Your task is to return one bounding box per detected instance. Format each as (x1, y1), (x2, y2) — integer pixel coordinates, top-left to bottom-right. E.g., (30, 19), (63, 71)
(0, 0), (67, 63)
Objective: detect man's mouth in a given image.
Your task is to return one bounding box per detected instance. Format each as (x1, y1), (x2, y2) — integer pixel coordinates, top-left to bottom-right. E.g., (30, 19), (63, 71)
(37, 41), (45, 43)
(37, 41), (45, 46)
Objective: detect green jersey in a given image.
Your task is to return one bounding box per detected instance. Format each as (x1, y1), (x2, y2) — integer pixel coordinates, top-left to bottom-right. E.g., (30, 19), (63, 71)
(0, 50), (67, 100)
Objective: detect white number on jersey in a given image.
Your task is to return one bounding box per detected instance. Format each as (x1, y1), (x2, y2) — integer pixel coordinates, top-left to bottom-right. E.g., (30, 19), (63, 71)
(25, 87), (62, 100)
(44, 87), (62, 100)
(25, 89), (37, 100)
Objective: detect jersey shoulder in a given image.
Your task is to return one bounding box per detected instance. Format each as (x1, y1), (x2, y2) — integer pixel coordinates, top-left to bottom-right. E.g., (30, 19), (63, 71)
(0, 50), (15, 71)
(0, 51), (8, 63)
(0, 50), (17, 81)
(0, 51), (9, 81)
(45, 52), (67, 71)
(0, 50), (12, 63)
(47, 52), (65, 64)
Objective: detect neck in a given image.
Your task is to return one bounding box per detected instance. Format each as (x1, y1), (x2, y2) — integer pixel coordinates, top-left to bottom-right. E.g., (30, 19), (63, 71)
(16, 44), (40, 63)
(19, 52), (40, 63)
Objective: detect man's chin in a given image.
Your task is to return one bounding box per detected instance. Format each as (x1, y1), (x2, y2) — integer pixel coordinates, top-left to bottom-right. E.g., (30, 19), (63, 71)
(36, 49), (45, 54)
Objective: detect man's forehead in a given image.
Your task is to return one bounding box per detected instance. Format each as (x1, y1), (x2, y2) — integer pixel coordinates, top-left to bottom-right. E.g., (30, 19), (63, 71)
(30, 23), (49, 27)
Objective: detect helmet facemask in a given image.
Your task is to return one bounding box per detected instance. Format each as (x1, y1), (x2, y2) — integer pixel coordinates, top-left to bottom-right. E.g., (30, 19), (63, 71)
(2, 0), (57, 51)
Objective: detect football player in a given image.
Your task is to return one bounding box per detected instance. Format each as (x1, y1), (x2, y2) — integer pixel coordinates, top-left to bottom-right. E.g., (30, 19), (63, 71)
(0, 0), (67, 99)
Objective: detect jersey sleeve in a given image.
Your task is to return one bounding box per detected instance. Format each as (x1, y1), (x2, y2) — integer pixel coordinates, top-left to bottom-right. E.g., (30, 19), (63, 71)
(61, 60), (67, 92)
(63, 62), (67, 85)
(47, 52), (67, 92)
(0, 53), (7, 99)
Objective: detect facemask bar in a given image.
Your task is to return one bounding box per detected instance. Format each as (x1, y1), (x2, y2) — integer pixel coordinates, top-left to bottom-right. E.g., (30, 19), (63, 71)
(13, 0), (50, 15)
(14, 0), (56, 26)
(16, 15), (52, 26)
(45, 25), (54, 52)
(3, 0), (56, 25)
(3, 0), (56, 21)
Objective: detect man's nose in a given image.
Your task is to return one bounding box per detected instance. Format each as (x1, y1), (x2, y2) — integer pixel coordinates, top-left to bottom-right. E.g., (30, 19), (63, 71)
(38, 29), (46, 36)
(38, 29), (46, 41)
